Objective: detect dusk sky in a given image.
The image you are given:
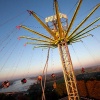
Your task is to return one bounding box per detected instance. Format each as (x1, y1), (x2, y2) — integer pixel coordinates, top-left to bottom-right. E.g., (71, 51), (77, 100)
(0, 0), (100, 81)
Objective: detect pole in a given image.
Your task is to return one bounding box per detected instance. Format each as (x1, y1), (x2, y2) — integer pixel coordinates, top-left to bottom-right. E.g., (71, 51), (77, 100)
(58, 41), (80, 100)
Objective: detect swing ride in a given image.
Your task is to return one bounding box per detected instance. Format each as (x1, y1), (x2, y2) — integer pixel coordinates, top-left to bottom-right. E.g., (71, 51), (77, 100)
(17, 0), (100, 99)
(2, 81), (10, 88)
(0, 0), (100, 100)
(21, 78), (27, 84)
(51, 73), (56, 78)
(38, 75), (42, 81)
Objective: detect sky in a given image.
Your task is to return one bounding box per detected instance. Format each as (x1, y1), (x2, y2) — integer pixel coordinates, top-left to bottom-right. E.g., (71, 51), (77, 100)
(0, 0), (100, 81)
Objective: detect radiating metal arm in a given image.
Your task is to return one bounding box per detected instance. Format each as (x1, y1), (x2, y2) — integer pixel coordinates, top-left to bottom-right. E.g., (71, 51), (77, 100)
(27, 10), (57, 39)
(69, 17), (100, 40)
(68, 3), (100, 39)
(33, 45), (55, 49)
(54, 0), (63, 38)
(70, 34), (92, 42)
(70, 40), (81, 44)
(65, 0), (82, 37)
(70, 25), (100, 40)
(26, 42), (55, 47)
(20, 25), (54, 41)
(26, 42), (52, 45)
(20, 36), (53, 43)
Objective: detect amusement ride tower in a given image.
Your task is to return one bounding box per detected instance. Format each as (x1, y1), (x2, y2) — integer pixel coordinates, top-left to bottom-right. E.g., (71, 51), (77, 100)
(19, 0), (100, 99)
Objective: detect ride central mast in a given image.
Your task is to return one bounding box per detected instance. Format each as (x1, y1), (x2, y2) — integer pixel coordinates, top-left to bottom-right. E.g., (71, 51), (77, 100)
(45, 12), (79, 100)
(45, 1), (80, 99)
(58, 42), (79, 99)
(19, 0), (100, 99)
